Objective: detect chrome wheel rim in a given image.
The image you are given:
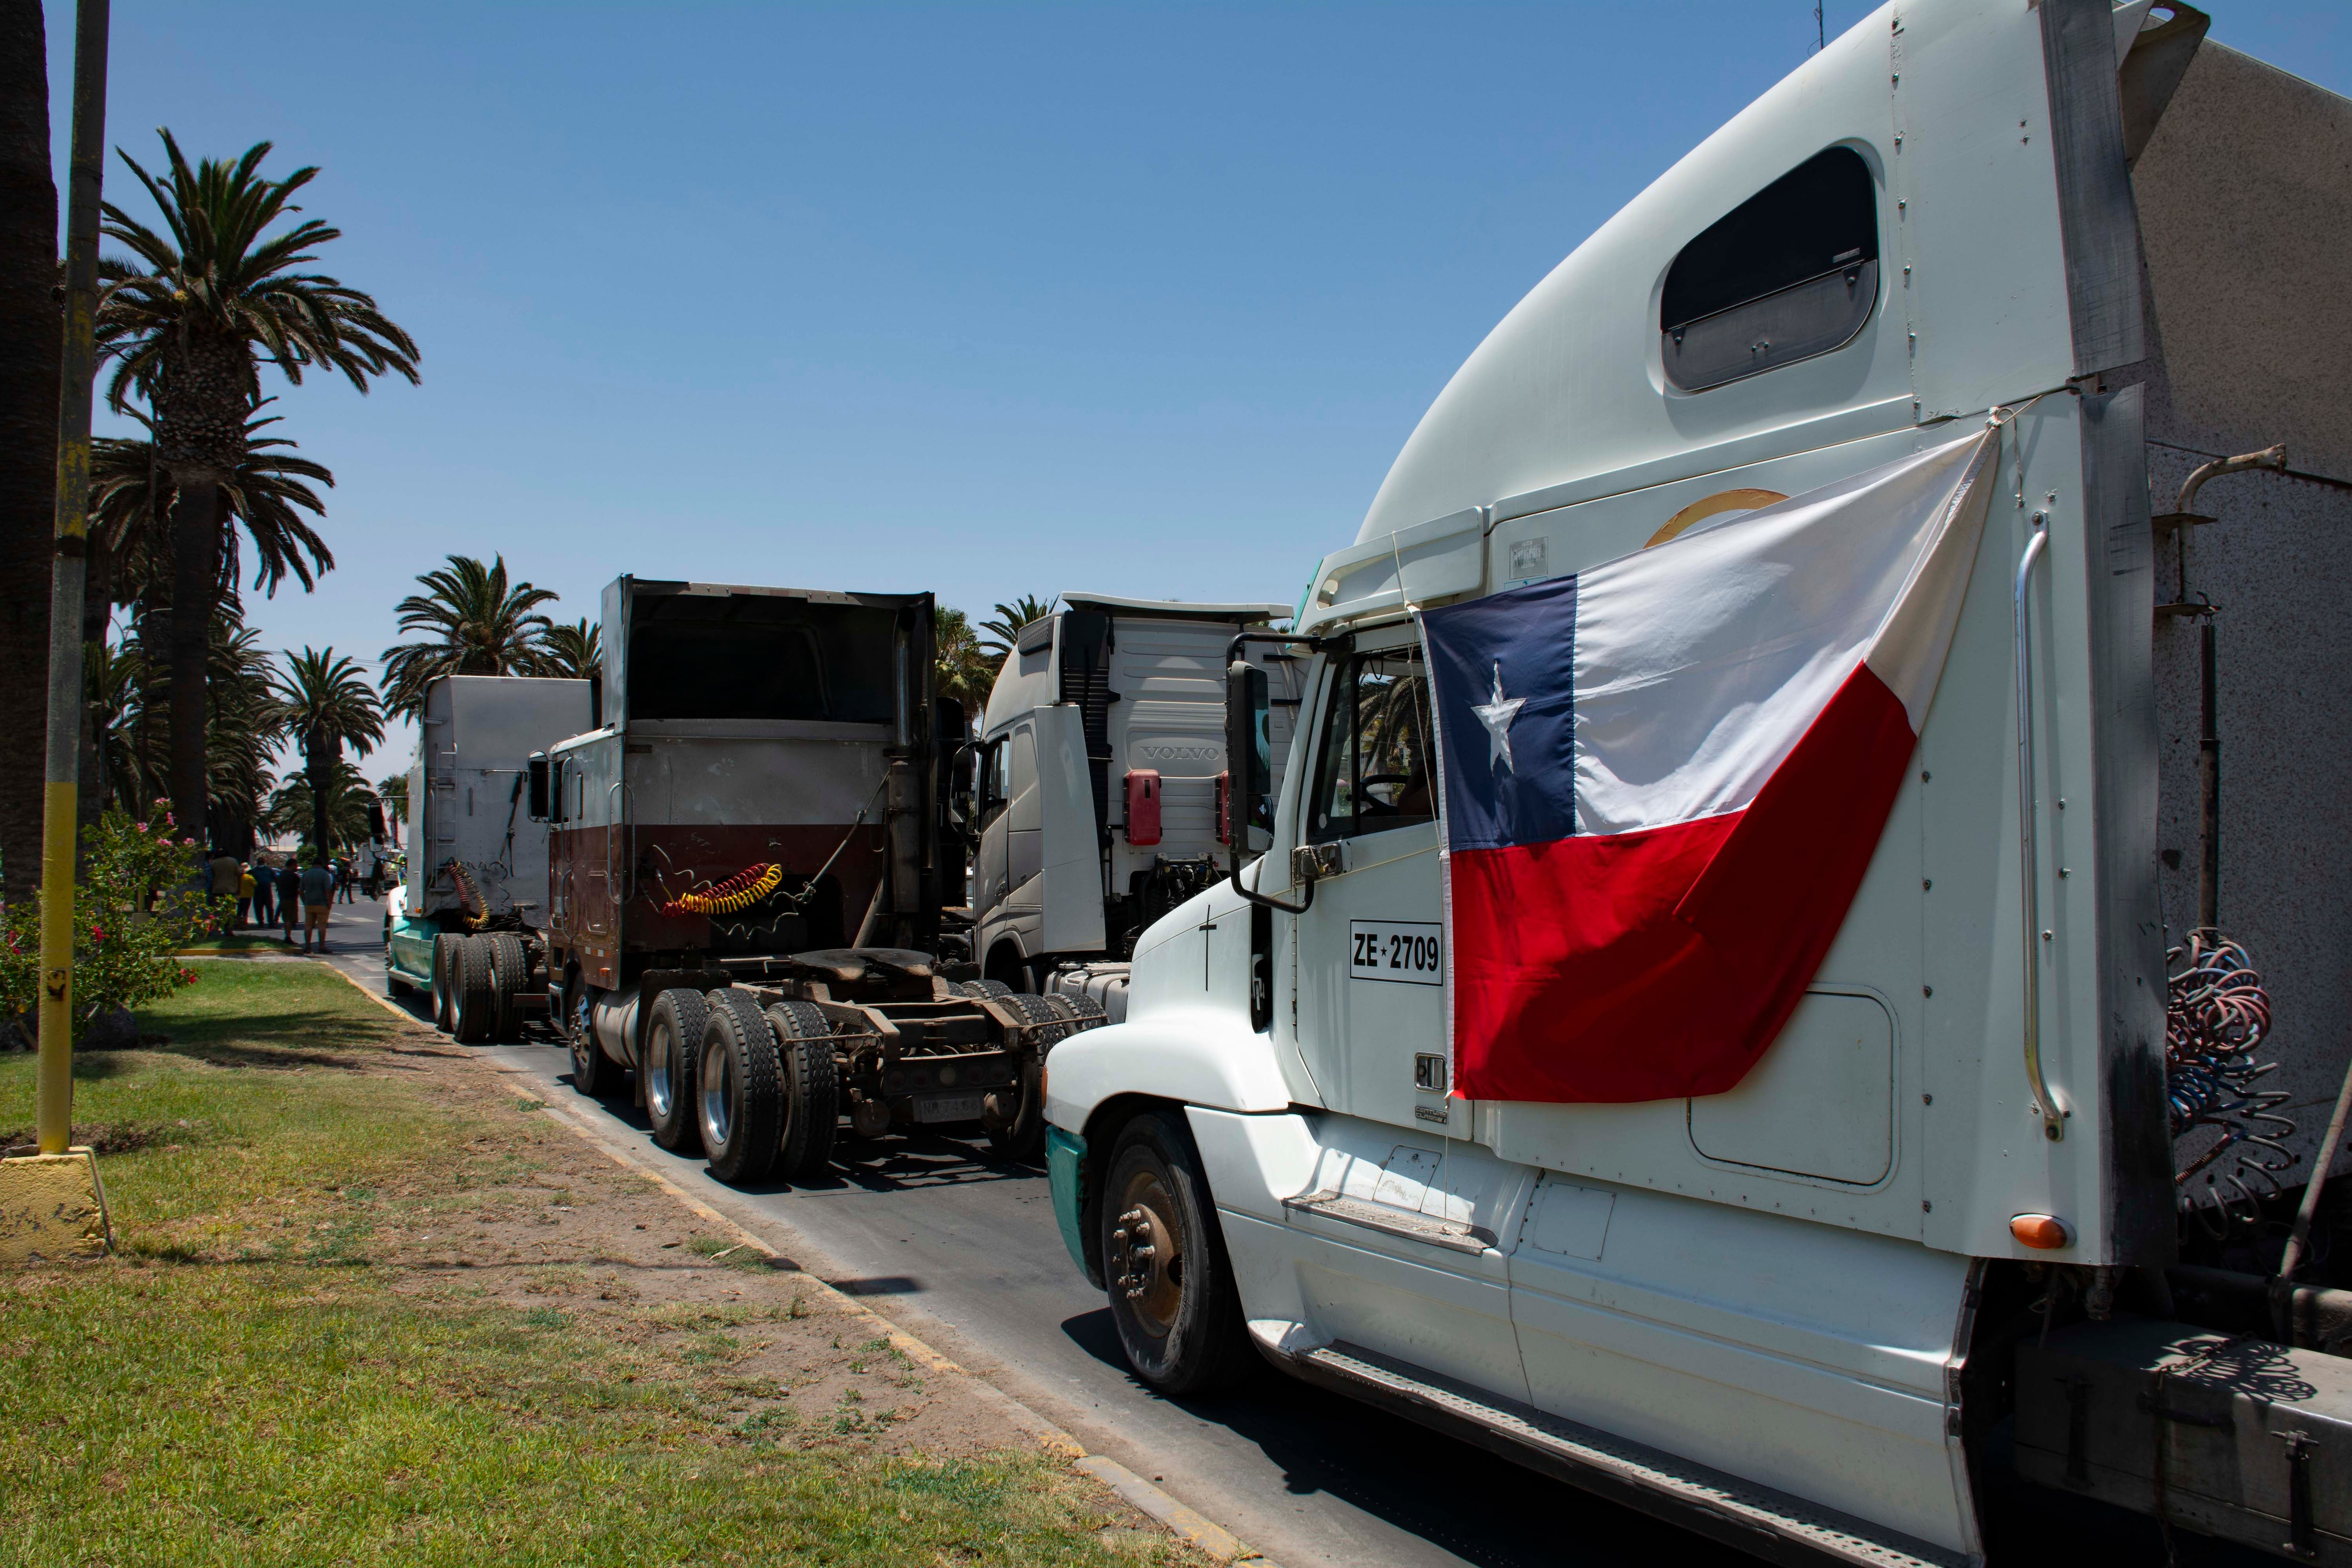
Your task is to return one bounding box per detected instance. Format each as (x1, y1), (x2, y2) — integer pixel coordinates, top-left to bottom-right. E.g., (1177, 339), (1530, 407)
(700, 1036), (732, 1148)
(645, 1025), (674, 1119)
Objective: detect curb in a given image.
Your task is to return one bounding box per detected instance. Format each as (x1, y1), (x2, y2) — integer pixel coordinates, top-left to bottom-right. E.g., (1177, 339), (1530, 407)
(314, 959), (1277, 1566)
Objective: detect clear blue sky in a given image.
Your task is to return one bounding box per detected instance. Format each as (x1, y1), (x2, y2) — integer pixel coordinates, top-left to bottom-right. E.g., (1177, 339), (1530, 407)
(45, 1), (2347, 775)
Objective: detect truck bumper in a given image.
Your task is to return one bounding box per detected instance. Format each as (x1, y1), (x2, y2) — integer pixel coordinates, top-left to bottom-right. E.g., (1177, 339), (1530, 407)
(1046, 1125), (1092, 1281)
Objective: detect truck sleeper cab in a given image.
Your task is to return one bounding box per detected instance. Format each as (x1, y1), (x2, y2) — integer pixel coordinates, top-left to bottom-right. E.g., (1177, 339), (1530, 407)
(969, 593), (1301, 1014)
(1048, 3), (2352, 1562)
(384, 673), (595, 1044)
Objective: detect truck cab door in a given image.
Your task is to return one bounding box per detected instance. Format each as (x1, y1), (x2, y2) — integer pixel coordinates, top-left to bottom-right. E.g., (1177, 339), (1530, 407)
(1288, 629), (1456, 1135)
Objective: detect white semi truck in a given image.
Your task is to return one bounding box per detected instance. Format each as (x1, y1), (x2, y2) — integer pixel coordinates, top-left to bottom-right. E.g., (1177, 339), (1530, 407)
(1044, 3), (2352, 1562)
(967, 593), (1300, 1015)
(384, 673), (596, 1043)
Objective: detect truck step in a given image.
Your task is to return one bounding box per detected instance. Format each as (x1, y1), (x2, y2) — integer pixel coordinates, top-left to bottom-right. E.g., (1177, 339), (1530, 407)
(1282, 1341), (1968, 1568)
(1281, 1188), (1497, 1254)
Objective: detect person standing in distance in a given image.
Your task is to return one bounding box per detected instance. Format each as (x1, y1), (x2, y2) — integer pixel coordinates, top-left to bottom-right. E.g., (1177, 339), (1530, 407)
(279, 858), (303, 945)
(298, 852), (334, 953)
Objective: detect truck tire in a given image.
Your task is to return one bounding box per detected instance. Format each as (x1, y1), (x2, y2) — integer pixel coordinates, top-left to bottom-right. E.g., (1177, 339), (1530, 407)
(959, 979), (1013, 1000)
(764, 1001), (841, 1180)
(486, 932), (529, 1042)
(643, 987), (708, 1153)
(1043, 992), (1106, 1027)
(566, 977), (623, 1099)
(1101, 1109), (1252, 1396)
(453, 934), (495, 1044)
(983, 992), (1067, 1162)
(430, 933), (463, 1033)
(699, 988), (782, 1186)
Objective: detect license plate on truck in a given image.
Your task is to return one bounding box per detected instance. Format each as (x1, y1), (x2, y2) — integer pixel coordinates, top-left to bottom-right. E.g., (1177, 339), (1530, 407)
(914, 1091), (985, 1124)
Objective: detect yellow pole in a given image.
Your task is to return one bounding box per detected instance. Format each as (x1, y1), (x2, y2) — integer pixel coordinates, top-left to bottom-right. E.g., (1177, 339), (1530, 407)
(34, 0), (111, 1156)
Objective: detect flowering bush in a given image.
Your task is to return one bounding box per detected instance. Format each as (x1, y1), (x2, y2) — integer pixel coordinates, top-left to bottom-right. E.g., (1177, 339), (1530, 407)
(0, 800), (228, 1044)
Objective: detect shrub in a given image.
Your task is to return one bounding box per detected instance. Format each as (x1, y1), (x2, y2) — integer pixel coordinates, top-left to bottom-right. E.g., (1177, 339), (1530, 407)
(0, 799), (228, 1043)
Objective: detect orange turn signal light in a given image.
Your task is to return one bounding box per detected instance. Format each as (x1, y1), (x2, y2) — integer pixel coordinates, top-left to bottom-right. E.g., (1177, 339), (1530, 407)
(2010, 1214), (2072, 1250)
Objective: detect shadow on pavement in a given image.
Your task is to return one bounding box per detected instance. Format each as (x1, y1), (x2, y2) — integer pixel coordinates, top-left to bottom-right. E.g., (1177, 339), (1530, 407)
(1056, 1308), (1748, 1568)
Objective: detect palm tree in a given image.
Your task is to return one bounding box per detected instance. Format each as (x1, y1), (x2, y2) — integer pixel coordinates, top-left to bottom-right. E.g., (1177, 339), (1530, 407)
(265, 758), (378, 852)
(0, 0), (59, 902)
(378, 554), (558, 718)
(205, 621), (287, 853)
(934, 606), (995, 730)
(275, 647), (384, 862)
(537, 617), (601, 681)
(95, 131), (418, 847)
(978, 595), (1055, 659)
(376, 771), (409, 847)
(92, 410), (334, 605)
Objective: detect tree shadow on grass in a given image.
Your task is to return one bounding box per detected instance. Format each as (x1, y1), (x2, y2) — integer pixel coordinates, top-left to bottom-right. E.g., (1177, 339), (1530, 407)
(73, 1008), (471, 1077)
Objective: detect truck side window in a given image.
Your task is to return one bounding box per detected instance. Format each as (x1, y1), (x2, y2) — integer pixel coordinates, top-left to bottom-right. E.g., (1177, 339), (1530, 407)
(1660, 144), (1878, 392)
(976, 738), (1009, 827)
(1307, 648), (1436, 844)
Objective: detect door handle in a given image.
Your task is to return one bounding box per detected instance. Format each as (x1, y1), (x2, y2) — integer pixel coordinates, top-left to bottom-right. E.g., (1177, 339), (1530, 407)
(2014, 512), (2065, 1143)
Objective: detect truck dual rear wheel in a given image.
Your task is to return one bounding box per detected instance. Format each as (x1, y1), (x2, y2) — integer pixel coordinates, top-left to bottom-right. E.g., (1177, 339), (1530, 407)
(453, 934), (495, 1044)
(430, 933), (463, 1033)
(1100, 1111), (1252, 1396)
(486, 932), (528, 1043)
(765, 1000), (841, 1181)
(984, 992), (1073, 1163)
(644, 988), (707, 1153)
(699, 988), (783, 1185)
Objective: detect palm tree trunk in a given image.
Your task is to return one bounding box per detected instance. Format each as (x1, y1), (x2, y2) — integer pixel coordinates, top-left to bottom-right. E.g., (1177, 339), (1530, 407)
(167, 477), (219, 847)
(0, 0), (57, 905)
(308, 728), (332, 862)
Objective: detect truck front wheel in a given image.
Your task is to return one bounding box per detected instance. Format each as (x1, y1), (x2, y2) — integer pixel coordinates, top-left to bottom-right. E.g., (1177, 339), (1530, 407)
(430, 933), (463, 1033)
(699, 989), (782, 1186)
(1100, 1111), (1252, 1396)
(643, 988), (708, 1152)
(566, 977), (623, 1099)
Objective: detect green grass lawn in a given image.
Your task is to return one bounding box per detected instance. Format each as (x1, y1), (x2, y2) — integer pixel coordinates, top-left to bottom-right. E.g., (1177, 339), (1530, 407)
(0, 964), (1192, 1568)
(173, 932), (301, 954)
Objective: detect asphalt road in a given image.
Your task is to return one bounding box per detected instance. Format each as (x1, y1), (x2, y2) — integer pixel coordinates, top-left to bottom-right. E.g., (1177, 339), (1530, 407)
(308, 893), (1747, 1568)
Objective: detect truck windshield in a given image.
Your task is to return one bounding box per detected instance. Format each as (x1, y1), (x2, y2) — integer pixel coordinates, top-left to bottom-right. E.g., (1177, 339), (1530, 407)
(628, 598), (898, 724)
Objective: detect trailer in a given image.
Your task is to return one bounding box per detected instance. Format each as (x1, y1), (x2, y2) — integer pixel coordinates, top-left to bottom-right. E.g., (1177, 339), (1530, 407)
(1042, 4), (2352, 1563)
(540, 575), (1100, 1172)
(383, 674), (595, 1042)
(967, 593), (1301, 1018)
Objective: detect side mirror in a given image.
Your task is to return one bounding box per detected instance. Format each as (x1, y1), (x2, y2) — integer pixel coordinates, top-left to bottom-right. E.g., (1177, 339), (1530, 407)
(527, 754), (551, 820)
(1224, 660), (1272, 873)
(948, 742), (977, 831)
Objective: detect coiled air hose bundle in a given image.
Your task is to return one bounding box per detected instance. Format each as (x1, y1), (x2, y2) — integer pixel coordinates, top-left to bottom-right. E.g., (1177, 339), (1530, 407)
(2168, 931), (2294, 1238)
(441, 858), (491, 931)
(660, 862), (782, 918)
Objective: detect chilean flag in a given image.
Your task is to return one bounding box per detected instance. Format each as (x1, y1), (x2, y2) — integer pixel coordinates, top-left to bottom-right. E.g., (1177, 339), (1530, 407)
(1422, 430), (1999, 1103)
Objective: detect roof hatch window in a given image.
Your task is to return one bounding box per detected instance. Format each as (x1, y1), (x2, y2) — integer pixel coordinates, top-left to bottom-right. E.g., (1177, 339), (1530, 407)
(1661, 146), (1879, 393)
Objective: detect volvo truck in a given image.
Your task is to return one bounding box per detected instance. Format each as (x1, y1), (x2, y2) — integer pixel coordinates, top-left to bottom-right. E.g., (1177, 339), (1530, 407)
(967, 593), (1301, 1019)
(383, 674), (595, 1043)
(1044, 4), (2352, 1562)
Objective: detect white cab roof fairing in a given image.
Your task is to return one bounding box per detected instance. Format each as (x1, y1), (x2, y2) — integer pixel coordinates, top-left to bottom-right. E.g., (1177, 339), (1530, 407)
(1352, 0), (2110, 556)
(977, 594), (1293, 735)
(1059, 592), (1292, 624)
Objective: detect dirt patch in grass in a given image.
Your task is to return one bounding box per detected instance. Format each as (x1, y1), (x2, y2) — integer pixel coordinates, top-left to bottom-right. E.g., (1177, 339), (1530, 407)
(0, 1119), (164, 1156)
(0, 961), (1204, 1567)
